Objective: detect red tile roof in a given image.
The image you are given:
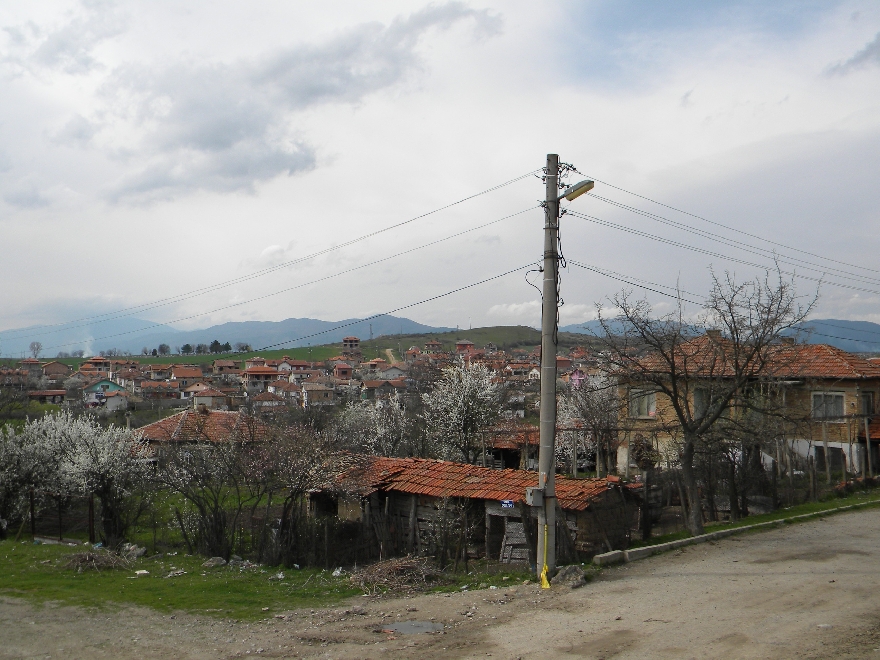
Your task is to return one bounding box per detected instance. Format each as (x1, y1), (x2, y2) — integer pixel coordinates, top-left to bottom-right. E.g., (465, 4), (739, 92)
(253, 391), (284, 402)
(172, 367), (203, 378)
(139, 410), (271, 443)
(336, 456), (622, 511)
(194, 388), (225, 397)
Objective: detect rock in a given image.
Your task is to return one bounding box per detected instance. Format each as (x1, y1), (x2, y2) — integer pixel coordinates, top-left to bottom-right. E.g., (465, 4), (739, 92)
(551, 565), (586, 589)
(349, 606), (367, 616)
(202, 557), (227, 568)
(230, 555), (243, 562)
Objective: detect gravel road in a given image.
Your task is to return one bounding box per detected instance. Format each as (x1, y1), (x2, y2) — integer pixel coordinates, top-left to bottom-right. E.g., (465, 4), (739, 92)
(4, 508), (880, 659)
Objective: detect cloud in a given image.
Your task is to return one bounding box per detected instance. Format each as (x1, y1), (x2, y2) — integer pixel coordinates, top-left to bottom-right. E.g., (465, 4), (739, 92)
(92, 2), (499, 201)
(50, 114), (99, 146)
(827, 31), (880, 75)
(3, 186), (49, 208)
(3, 0), (126, 75)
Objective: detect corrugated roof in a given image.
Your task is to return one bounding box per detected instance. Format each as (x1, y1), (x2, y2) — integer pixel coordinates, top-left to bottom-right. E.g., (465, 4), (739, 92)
(336, 456), (620, 511)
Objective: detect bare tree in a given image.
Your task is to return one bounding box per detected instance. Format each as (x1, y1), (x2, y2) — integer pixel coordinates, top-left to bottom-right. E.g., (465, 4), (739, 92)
(594, 270), (813, 535)
(29, 342), (42, 359)
(559, 374), (619, 477)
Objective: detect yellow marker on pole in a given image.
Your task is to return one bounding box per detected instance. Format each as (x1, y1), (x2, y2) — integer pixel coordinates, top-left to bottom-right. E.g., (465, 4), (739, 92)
(540, 523), (550, 589)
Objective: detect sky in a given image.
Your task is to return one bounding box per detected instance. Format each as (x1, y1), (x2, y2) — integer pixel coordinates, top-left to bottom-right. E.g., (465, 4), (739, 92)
(2, 0), (880, 353)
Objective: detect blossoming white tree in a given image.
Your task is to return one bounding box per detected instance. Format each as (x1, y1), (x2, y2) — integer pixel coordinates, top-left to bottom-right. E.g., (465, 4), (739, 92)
(421, 363), (500, 463)
(337, 391), (412, 456)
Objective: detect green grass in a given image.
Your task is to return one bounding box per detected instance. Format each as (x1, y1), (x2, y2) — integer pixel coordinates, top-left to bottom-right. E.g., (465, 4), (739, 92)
(0, 541), (361, 620)
(355, 326), (593, 359)
(629, 488), (880, 548)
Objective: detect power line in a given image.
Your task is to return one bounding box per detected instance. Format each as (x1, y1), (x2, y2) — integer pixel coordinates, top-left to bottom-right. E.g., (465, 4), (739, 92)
(574, 170), (880, 277)
(255, 263), (536, 352)
(567, 210), (880, 298)
(582, 193), (880, 288)
(567, 259), (703, 305)
(567, 260), (880, 347)
(39, 209), (537, 352)
(1, 169), (540, 340)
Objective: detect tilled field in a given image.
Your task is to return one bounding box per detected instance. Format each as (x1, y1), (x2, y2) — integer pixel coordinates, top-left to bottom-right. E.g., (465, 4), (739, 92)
(4, 508), (880, 659)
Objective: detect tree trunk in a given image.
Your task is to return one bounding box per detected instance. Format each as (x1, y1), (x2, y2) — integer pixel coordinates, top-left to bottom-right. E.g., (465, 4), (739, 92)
(679, 438), (704, 535)
(728, 457), (739, 522)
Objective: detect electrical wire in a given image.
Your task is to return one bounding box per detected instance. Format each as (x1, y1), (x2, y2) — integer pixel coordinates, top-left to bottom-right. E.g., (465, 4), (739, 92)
(572, 169), (880, 277)
(255, 263), (537, 351)
(38, 209), (537, 352)
(568, 258), (880, 346)
(582, 192), (880, 288)
(567, 209), (880, 298)
(567, 259), (703, 306)
(1, 169), (541, 340)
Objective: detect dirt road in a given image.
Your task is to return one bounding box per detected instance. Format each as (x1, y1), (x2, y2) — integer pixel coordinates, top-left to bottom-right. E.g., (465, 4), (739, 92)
(4, 509), (880, 659)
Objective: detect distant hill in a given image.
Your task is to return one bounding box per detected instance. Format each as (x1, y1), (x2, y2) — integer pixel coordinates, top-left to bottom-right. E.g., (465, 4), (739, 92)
(561, 318), (880, 354)
(793, 319), (880, 353)
(0, 315), (452, 358)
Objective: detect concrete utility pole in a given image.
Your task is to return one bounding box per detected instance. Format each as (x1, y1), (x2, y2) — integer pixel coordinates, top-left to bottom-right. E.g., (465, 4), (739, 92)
(536, 153), (560, 584)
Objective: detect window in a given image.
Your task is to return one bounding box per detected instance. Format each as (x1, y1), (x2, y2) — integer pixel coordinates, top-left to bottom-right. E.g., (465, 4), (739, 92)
(629, 389), (656, 418)
(812, 392), (844, 420)
(862, 392), (875, 416)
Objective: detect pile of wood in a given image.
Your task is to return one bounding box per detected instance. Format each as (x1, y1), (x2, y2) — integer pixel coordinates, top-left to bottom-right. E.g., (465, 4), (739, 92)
(349, 556), (440, 594)
(64, 550), (131, 572)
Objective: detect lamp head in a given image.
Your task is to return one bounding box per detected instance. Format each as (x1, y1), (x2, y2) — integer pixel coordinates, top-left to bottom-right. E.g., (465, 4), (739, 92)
(559, 180), (594, 202)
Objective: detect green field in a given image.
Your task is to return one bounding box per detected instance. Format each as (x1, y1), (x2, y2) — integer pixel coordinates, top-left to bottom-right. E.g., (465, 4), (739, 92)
(1, 326), (595, 370)
(0, 542), (531, 619)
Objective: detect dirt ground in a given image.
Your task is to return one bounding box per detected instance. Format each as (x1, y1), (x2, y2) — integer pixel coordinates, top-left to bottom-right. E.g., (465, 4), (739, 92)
(4, 508), (880, 659)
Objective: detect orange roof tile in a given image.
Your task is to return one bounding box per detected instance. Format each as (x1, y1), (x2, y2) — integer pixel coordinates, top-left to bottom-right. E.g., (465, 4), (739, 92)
(336, 456), (621, 511)
(139, 410), (270, 443)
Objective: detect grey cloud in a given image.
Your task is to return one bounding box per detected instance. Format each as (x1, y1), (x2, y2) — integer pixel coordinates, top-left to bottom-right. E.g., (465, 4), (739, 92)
(827, 31), (880, 75)
(101, 2), (498, 201)
(51, 114), (99, 146)
(3, 186), (49, 208)
(36, 2), (125, 75)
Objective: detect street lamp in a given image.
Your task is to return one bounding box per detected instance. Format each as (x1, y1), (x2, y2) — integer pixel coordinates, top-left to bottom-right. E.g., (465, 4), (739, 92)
(533, 155), (593, 588)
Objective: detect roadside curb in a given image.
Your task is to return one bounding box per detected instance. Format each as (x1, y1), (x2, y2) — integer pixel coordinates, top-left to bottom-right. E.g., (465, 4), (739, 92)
(593, 498), (880, 567)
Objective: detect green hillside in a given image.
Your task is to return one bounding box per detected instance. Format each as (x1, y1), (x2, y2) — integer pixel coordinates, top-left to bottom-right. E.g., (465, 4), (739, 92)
(0, 326), (595, 371)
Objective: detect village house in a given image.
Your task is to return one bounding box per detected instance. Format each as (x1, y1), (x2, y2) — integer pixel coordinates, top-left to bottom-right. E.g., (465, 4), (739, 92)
(342, 336), (361, 354)
(301, 382), (336, 408)
(212, 359), (239, 375)
(615, 335), (880, 477)
(83, 378), (126, 406)
(317, 456), (634, 563)
(27, 390), (66, 405)
(241, 366), (280, 392)
(361, 379), (406, 400)
(40, 361), (71, 383)
(170, 366), (204, 389)
(136, 380), (181, 401)
(18, 358), (43, 378)
(139, 408), (271, 446)
(191, 387), (227, 410)
(377, 363), (407, 380)
(79, 356), (111, 374)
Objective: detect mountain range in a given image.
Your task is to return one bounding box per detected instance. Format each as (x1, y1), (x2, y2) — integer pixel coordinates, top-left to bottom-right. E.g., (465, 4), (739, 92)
(0, 316), (452, 358)
(559, 319), (880, 353)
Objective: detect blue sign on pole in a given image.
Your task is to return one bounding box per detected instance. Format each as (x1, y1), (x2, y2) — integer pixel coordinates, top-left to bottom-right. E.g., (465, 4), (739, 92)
(500, 500), (514, 508)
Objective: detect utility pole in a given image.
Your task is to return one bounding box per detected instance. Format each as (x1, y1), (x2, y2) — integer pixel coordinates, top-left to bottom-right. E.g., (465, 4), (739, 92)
(536, 153), (560, 584)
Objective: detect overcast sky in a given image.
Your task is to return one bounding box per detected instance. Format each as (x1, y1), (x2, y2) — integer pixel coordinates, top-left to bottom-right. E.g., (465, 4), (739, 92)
(3, 0), (880, 352)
